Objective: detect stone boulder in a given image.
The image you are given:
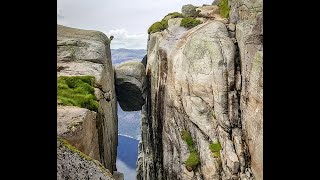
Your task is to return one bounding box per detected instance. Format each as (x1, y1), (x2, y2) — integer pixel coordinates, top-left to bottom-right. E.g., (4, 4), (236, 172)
(212, 0), (220, 5)
(57, 137), (114, 180)
(182, 4), (200, 17)
(115, 61), (146, 111)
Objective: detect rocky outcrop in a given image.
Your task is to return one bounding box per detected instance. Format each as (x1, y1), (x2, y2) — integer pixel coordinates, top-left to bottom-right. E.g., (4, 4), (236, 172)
(57, 137), (115, 180)
(57, 25), (118, 173)
(182, 4), (200, 17)
(57, 106), (100, 161)
(137, 1), (262, 180)
(115, 61), (146, 111)
(196, 5), (219, 18)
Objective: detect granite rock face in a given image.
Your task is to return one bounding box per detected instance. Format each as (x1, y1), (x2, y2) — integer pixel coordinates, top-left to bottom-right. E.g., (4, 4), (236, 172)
(57, 138), (115, 180)
(57, 24), (118, 173)
(57, 106), (100, 161)
(229, 0), (263, 179)
(115, 61), (146, 111)
(137, 1), (262, 180)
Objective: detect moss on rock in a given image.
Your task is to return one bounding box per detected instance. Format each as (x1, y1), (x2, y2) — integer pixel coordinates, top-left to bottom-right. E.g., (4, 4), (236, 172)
(181, 130), (200, 171)
(209, 142), (222, 158)
(218, 0), (230, 18)
(57, 76), (98, 111)
(148, 19), (168, 34)
(164, 12), (184, 19)
(180, 17), (202, 29)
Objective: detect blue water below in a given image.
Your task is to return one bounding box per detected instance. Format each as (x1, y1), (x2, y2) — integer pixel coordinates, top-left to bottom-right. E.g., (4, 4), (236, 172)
(116, 135), (139, 180)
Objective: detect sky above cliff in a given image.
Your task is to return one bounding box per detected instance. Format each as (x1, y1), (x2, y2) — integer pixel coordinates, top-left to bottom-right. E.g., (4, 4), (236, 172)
(57, 0), (214, 49)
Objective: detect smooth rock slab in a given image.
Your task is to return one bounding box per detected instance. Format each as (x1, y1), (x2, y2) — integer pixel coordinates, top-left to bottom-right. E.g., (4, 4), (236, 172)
(115, 61), (146, 111)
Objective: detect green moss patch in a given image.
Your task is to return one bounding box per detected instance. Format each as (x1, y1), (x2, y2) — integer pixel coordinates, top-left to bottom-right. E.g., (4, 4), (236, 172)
(181, 130), (200, 171)
(186, 151), (200, 169)
(166, 12), (184, 19)
(57, 76), (98, 111)
(218, 0), (230, 18)
(148, 19), (168, 34)
(148, 12), (185, 34)
(180, 17), (202, 29)
(209, 142), (222, 158)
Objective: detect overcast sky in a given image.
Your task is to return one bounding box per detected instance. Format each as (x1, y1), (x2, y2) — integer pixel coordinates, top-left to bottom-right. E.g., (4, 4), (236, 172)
(57, 0), (213, 49)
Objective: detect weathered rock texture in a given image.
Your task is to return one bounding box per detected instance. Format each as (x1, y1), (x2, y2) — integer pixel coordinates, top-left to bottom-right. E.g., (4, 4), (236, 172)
(57, 106), (100, 161)
(137, 1), (262, 180)
(115, 61), (146, 111)
(182, 4), (200, 17)
(57, 24), (118, 173)
(229, 0), (263, 179)
(57, 138), (115, 180)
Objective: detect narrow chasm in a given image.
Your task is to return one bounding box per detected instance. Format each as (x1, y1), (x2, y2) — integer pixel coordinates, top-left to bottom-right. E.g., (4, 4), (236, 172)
(112, 49), (147, 180)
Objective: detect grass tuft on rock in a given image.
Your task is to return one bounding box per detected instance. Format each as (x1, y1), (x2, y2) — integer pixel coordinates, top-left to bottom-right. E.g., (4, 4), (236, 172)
(218, 0), (230, 18)
(166, 12), (184, 19)
(180, 17), (202, 29)
(186, 151), (200, 169)
(209, 142), (222, 158)
(181, 130), (200, 171)
(148, 19), (168, 34)
(57, 76), (98, 111)
(148, 12), (185, 34)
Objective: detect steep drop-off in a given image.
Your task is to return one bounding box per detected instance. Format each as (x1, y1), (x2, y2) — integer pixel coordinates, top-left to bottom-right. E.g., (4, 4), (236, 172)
(137, 1), (262, 180)
(57, 25), (119, 175)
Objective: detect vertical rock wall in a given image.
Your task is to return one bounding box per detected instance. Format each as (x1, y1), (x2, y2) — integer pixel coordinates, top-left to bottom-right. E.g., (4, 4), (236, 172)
(57, 24), (118, 173)
(137, 1), (262, 179)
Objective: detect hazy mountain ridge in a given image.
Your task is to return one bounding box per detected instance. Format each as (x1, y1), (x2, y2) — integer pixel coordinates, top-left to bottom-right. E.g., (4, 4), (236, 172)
(111, 48), (146, 65)
(117, 104), (141, 140)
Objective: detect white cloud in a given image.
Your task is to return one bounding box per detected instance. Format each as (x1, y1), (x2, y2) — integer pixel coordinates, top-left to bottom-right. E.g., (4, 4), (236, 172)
(105, 29), (148, 49)
(57, 0), (213, 49)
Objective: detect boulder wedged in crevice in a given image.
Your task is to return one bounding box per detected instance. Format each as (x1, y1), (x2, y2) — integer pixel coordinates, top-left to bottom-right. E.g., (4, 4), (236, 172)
(115, 61), (146, 111)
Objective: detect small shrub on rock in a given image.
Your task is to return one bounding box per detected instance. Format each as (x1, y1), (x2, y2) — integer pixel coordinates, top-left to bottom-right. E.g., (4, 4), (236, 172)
(209, 142), (222, 158)
(181, 130), (200, 171)
(180, 17), (202, 29)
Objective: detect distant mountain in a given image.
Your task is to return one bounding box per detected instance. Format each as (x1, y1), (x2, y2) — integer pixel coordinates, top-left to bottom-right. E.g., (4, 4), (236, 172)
(117, 104), (141, 140)
(111, 48), (146, 65)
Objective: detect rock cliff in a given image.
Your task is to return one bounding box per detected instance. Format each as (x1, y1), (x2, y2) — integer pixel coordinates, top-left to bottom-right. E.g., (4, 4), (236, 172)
(137, 1), (262, 180)
(57, 25), (118, 175)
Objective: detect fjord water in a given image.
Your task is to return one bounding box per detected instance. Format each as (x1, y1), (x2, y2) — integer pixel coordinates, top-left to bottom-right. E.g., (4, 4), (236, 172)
(112, 48), (146, 180)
